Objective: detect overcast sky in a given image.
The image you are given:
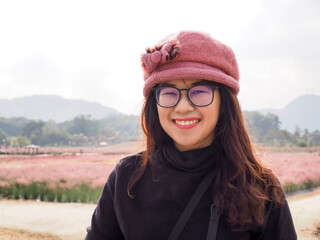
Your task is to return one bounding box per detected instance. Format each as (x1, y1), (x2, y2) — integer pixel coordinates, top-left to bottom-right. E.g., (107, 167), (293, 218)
(0, 0), (319, 115)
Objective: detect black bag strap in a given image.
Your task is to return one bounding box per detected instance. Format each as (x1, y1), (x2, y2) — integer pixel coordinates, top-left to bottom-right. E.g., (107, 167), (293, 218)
(206, 203), (221, 240)
(167, 170), (216, 240)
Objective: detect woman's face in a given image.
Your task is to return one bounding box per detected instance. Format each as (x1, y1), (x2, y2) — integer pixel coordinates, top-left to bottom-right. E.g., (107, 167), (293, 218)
(156, 79), (220, 151)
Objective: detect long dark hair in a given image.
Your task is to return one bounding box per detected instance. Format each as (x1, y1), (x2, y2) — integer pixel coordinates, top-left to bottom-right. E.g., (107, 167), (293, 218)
(128, 83), (284, 230)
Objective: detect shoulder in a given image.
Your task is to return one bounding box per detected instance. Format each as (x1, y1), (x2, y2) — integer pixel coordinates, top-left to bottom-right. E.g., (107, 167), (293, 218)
(117, 151), (143, 172)
(107, 152), (144, 184)
(261, 168), (288, 210)
(261, 168), (281, 187)
(103, 152), (144, 199)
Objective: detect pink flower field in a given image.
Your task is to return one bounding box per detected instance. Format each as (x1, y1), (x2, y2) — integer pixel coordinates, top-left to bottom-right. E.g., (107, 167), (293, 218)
(260, 151), (320, 185)
(0, 153), (126, 188)
(0, 148), (319, 189)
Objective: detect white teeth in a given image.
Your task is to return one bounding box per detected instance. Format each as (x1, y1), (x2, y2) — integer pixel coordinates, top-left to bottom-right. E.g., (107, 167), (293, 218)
(175, 119), (199, 125)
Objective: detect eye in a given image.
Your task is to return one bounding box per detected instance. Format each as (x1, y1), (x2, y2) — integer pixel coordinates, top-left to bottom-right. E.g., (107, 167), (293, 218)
(192, 89), (205, 94)
(190, 85), (212, 95)
(159, 87), (178, 96)
(163, 91), (178, 96)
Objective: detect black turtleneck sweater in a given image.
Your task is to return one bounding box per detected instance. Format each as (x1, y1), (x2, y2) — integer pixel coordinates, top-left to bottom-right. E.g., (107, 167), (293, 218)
(85, 143), (297, 240)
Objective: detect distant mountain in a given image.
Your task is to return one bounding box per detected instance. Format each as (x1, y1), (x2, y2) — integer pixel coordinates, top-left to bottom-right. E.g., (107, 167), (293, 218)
(0, 95), (118, 122)
(256, 94), (320, 132)
(1, 94), (318, 132)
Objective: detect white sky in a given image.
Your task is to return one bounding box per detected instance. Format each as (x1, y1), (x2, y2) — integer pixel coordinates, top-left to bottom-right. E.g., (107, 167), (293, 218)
(0, 0), (319, 115)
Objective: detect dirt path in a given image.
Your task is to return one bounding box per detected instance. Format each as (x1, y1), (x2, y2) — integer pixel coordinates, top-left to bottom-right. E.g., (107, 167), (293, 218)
(1, 190), (320, 240)
(0, 200), (95, 240)
(287, 189), (320, 240)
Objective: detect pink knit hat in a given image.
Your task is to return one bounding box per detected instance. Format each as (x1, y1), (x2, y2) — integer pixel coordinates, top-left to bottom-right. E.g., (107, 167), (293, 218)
(141, 31), (240, 98)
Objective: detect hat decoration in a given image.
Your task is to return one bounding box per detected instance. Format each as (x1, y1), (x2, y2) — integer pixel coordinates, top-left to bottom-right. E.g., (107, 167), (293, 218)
(142, 42), (180, 73)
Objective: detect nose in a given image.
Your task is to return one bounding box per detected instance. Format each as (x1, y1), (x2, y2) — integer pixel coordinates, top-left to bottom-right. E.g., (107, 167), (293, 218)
(174, 91), (194, 113)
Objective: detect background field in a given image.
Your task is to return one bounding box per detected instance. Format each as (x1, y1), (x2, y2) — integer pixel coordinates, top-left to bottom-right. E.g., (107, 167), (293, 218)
(0, 143), (320, 239)
(1, 143), (320, 202)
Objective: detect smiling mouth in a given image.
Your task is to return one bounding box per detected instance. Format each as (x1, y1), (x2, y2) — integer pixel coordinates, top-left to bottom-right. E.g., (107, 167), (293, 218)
(173, 119), (200, 126)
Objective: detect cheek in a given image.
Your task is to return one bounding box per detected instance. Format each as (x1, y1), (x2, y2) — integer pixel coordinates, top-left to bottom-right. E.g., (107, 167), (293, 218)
(210, 105), (220, 121)
(204, 100), (220, 129)
(157, 105), (170, 127)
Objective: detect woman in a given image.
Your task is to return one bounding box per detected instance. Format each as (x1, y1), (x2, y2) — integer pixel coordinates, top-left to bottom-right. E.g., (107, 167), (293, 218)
(85, 31), (297, 240)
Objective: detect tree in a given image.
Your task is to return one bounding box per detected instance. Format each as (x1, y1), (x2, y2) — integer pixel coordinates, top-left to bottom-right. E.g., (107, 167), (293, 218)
(71, 133), (89, 146)
(100, 127), (117, 138)
(243, 111), (279, 142)
(33, 121), (71, 146)
(243, 111), (300, 146)
(99, 114), (139, 142)
(67, 115), (99, 136)
(10, 136), (31, 147)
(302, 128), (310, 145)
(22, 121), (45, 138)
(0, 129), (8, 146)
(266, 113), (281, 130)
(0, 117), (29, 136)
(293, 126), (301, 139)
(310, 130), (320, 146)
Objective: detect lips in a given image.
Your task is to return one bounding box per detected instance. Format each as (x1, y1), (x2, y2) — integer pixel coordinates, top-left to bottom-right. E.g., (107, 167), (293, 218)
(172, 118), (200, 129)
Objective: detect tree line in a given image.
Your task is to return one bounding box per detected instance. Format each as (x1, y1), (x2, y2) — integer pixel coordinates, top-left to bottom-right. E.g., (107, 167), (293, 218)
(0, 114), (140, 147)
(0, 112), (319, 147)
(243, 111), (320, 147)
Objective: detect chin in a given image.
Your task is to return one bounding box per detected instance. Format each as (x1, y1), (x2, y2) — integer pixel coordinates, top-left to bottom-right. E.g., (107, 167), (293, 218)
(174, 140), (199, 151)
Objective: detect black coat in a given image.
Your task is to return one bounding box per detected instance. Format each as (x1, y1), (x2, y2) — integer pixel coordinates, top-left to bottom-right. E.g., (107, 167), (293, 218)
(86, 144), (297, 240)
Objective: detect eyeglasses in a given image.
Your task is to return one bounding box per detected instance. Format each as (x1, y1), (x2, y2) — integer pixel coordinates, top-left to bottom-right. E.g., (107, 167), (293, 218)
(153, 84), (218, 108)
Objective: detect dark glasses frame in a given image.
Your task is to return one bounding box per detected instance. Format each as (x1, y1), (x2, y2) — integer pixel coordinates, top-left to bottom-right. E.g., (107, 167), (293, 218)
(153, 84), (219, 108)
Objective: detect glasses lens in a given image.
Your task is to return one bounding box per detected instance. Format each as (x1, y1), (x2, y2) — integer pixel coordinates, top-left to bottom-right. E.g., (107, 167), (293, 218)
(156, 86), (180, 107)
(189, 85), (214, 106)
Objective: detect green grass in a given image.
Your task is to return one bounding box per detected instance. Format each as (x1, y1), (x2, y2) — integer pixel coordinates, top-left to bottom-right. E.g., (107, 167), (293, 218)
(0, 181), (102, 203)
(1, 179), (320, 203)
(282, 179), (320, 194)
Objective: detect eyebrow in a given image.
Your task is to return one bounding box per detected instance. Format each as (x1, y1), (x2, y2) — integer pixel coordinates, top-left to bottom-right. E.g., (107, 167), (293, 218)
(158, 83), (175, 87)
(159, 80), (210, 88)
(191, 80), (210, 86)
